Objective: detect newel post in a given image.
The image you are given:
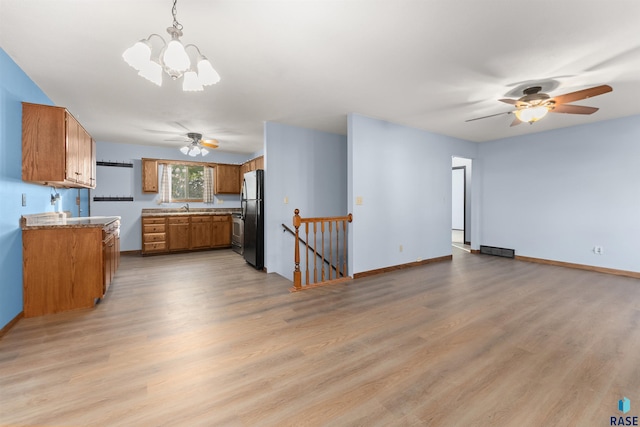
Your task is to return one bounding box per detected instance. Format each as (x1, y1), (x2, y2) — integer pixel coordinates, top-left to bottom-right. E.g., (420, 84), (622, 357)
(293, 209), (302, 290)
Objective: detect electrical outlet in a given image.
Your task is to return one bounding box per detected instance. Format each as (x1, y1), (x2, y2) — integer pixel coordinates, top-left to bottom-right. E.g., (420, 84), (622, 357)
(356, 196), (363, 205)
(399, 245), (403, 252)
(417, 257), (422, 262)
(284, 196), (288, 204)
(217, 198), (224, 204)
(22, 193), (26, 206)
(593, 246), (604, 255)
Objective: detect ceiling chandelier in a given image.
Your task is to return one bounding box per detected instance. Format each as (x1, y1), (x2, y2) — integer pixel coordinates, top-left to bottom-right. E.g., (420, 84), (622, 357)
(122, 0), (220, 91)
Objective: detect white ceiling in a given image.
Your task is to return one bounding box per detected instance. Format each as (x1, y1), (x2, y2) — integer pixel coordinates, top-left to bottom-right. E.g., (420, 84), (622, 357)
(2, 0), (640, 155)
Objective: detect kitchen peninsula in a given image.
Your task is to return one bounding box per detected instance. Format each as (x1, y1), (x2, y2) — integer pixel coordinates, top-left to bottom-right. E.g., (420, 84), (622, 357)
(21, 213), (120, 317)
(141, 208), (240, 255)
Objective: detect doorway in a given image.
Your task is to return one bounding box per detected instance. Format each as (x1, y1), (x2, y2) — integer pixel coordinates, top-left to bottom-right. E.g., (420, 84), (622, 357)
(452, 157), (472, 251)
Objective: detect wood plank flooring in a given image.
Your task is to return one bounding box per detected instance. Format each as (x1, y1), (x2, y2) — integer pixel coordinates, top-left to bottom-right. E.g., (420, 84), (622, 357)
(2, 248), (640, 426)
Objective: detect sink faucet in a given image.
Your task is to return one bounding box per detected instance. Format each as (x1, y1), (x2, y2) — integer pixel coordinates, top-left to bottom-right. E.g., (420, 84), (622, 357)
(182, 203), (190, 212)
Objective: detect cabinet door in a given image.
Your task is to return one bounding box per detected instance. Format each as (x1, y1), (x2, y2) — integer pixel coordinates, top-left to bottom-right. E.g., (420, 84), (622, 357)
(142, 159), (159, 193)
(168, 217), (190, 251)
(103, 233), (114, 295)
(190, 216), (212, 249)
(79, 129), (93, 186)
(65, 114), (81, 182)
(215, 164), (241, 194)
(254, 156), (264, 170)
(22, 103), (67, 183)
(212, 216), (231, 247)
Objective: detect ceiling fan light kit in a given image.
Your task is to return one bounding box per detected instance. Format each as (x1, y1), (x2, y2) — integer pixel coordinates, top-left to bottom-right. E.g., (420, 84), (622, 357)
(122, 0), (220, 91)
(179, 132), (218, 156)
(467, 84), (612, 126)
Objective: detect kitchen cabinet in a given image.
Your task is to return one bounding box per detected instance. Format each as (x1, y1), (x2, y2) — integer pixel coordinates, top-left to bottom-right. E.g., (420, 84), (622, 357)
(142, 214), (232, 255)
(215, 164), (241, 194)
(240, 156), (264, 181)
(212, 215), (232, 247)
(142, 216), (167, 254)
(103, 221), (120, 295)
(22, 102), (96, 189)
(190, 216), (213, 249)
(168, 217), (190, 251)
(254, 156), (264, 170)
(142, 158), (159, 193)
(22, 217), (120, 317)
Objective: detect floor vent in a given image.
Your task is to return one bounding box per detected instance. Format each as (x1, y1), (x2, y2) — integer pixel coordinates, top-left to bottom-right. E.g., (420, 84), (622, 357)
(479, 245), (515, 258)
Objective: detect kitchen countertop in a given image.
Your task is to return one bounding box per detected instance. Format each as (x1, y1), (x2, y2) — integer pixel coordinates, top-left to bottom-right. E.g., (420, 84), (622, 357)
(141, 208), (241, 217)
(21, 213), (120, 230)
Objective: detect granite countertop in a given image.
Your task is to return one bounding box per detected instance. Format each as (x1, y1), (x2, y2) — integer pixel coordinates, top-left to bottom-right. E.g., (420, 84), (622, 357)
(21, 213), (121, 230)
(141, 208), (241, 217)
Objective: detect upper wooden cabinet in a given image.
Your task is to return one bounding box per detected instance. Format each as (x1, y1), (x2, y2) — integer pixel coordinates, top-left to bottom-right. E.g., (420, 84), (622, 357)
(254, 156), (264, 170)
(141, 158), (159, 193)
(239, 156), (264, 182)
(215, 164), (241, 194)
(22, 102), (96, 188)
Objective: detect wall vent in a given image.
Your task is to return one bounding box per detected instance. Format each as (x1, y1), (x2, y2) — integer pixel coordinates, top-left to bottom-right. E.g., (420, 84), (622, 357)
(479, 245), (515, 258)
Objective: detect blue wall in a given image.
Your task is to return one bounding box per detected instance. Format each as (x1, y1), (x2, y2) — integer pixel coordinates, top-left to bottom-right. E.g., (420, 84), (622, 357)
(478, 116), (640, 273)
(0, 49), (84, 329)
(347, 114), (477, 275)
(264, 122), (348, 280)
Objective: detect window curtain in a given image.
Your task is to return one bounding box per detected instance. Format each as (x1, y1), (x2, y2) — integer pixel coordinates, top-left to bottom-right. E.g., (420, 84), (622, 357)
(160, 164), (172, 203)
(203, 166), (215, 204)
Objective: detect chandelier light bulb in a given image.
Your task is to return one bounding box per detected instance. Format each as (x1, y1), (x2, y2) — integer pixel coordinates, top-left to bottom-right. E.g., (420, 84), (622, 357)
(197, 56), (220, 86)
(122, 40), (152, 71)
(137, 60), (163, 86)
(200, 147), (209, 156)
(180, 146), (189, 155)
(183, 71), (204, 92)
(163, 38), (190, 73)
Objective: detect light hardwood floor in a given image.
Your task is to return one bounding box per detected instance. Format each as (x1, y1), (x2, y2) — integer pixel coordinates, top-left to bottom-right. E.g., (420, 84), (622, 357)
(2, 248), (640, 426)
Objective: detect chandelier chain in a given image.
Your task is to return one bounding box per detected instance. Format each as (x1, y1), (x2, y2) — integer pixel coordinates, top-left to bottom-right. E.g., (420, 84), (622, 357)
(171, 0), (183, 31)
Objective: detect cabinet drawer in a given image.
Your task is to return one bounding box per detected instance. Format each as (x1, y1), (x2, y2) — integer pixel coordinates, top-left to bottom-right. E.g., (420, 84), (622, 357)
(213, 215), (230, 222)
(142, 217), (165, 224)
(168, 217), (190, 224)
(144, 224), (165, 233)
(191, 216), (211, 223)
(144, 242), (166, 252)
(143, 233), (165, 243)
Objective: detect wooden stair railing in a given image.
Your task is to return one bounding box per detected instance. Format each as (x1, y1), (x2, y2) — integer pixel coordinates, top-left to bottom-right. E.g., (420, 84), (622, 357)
(282, 223), (342, 278)
(291, 209), (353, 292)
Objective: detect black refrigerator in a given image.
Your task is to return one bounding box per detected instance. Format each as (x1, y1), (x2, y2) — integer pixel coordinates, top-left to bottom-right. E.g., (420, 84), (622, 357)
(241, 169), (264, 269)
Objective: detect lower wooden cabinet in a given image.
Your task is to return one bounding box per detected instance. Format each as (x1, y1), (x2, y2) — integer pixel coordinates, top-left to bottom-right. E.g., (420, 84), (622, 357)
(191, 216), (213, 249)
(142, 214), (232, 255)
(22, 220), (120, 317)
(212, 215), (232, 247)
(168, 217), (190, 251)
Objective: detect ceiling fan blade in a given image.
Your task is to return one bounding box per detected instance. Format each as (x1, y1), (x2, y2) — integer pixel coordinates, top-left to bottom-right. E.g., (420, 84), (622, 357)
(498, 98), (518, 105)
(465, 111), (511, 122)
(510, 116), (522, 127)
(550, 104), (599, 115)
(551, 85), (612, 105)
(200, 139), (219, 148)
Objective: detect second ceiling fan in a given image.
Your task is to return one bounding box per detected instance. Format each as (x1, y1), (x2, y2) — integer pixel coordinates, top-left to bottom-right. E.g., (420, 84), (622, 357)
(466, 84), (613, 126)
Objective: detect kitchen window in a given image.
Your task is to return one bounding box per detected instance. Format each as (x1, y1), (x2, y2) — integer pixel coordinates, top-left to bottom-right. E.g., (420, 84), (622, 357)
(171, 164), (204, 201)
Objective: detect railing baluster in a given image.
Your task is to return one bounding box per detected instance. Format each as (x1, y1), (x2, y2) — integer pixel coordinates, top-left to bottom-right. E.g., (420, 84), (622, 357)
(336, 220), (340, 277)
(321, 222), (325, 282)
(305, 222), (309, 285)
(313, 221), (318, 283)
(293, 209), (301, 290)
(329, 221), (333, 281)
